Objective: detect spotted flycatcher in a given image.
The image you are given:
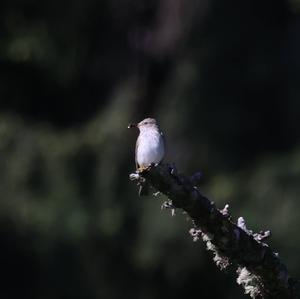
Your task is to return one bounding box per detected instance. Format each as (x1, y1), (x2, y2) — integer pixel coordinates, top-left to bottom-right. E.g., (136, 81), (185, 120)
(128, 118), (165, 194)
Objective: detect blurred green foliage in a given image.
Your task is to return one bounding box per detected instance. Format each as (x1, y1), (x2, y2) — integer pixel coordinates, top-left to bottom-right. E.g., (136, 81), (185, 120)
(0, 0), (300, 299)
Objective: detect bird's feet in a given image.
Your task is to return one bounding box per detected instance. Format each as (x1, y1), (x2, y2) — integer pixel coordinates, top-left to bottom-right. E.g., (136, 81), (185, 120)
(136, 163), (155, 173)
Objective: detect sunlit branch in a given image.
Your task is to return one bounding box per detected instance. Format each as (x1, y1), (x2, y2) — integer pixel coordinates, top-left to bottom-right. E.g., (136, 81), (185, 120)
(129, 163), (297, 299)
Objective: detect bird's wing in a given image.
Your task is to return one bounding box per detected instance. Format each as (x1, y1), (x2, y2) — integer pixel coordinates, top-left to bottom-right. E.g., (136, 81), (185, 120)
(135, 135), (140, 169)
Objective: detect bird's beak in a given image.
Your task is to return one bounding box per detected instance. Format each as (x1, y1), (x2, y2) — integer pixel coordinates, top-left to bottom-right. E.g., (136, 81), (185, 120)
(128, 122), (137, 129)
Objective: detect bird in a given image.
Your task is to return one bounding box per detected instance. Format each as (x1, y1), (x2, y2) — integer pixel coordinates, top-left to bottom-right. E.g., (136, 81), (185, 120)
(128, 118), (165, 195)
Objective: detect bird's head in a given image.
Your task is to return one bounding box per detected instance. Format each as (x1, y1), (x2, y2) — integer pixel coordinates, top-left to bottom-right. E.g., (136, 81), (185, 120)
(128, 118), (158, 131)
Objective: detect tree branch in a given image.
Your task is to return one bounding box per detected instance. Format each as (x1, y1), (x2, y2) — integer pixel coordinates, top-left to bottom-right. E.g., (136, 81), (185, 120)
(129, 163), (298, 299)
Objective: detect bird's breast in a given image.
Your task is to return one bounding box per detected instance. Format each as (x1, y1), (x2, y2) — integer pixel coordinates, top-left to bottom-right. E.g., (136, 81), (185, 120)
(136, 130), (165, 167)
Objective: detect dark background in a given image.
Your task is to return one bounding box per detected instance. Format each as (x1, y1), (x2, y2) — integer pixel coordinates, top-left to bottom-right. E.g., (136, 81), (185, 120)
(0, 0), (300, 298)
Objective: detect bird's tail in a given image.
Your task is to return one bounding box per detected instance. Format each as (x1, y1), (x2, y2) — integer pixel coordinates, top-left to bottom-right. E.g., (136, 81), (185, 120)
(138, 180), (150, 196)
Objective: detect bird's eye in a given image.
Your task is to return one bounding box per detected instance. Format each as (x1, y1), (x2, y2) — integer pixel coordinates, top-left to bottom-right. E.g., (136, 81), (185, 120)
(144, 122), (148, 125)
